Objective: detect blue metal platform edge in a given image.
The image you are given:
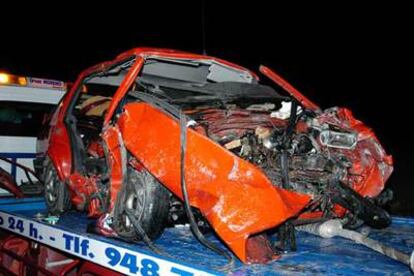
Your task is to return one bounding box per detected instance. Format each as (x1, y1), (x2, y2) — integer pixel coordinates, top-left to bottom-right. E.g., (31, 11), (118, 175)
(0, 197), (413, 275)
(0, 197), (218, 276)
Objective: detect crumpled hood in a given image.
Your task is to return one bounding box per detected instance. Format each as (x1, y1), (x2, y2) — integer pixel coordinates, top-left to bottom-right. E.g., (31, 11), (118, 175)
(117, 102), (311, 263)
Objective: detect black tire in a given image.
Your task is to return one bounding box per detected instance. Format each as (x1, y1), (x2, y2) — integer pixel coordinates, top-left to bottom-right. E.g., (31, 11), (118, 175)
(44, 158), (71, 215)
(113, 167), (170, 241)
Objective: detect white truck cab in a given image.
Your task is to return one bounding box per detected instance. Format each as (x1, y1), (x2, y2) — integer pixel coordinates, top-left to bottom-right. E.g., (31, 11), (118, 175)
(0, 73), (66, 193)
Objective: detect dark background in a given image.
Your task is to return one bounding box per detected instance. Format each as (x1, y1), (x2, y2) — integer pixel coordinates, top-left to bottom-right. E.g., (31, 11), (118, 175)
(1, 3), (412, 215)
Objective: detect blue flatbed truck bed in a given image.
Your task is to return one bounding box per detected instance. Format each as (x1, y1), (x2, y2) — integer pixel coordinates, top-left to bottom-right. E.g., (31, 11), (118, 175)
(0, 197), (412, 275)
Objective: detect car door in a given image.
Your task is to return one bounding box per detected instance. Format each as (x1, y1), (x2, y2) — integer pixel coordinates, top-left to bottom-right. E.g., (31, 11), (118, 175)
(47, 77), (84, 180)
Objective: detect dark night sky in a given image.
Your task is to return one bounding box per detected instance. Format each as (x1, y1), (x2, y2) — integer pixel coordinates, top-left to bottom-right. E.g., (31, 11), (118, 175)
(1, 3), (412, 215)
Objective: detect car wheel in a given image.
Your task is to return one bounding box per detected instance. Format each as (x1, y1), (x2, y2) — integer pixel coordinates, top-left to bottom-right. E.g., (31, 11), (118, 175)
(44, 158), (71, 215)
(113, 166), (169, 241)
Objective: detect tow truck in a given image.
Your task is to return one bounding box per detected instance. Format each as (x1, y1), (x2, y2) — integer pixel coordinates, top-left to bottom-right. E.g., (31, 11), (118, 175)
(0, 72), (66, 194)
(0, 70), (412, 275)
(0, 197), (413, 275)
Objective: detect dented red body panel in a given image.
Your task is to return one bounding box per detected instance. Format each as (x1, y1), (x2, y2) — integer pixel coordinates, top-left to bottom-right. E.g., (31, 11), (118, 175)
(117, 102), (310, 262)
(41, 47), (393, 264)
(102, 126), (125, 212)
(296, 107), (393, 220)
(316, 107), (393, 198)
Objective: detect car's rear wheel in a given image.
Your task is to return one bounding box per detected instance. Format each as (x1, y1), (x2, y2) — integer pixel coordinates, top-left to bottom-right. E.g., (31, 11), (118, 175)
(112, 166), (169, 241)
(44, 158), (71, 215)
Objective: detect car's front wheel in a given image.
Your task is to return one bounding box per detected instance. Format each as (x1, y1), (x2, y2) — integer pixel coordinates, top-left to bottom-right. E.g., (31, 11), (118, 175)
(112, 166), (170, 241)
(44, 158), (72, 215)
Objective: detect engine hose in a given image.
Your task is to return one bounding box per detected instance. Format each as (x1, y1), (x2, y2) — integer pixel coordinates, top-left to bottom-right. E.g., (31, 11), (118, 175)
(297, 220), (414, 272)
(179, 111), (235, 268)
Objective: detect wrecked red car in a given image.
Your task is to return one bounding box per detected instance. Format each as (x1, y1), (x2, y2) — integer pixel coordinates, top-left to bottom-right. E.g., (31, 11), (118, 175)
(36, 48), (393, 264)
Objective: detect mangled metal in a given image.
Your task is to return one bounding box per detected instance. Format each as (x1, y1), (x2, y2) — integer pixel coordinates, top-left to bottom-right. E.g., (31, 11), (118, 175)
(38, 48), (394, 265)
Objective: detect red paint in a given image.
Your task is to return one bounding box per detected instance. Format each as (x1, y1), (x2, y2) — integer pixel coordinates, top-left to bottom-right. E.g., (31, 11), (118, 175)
(117, 102), (311, 262)
(67, 172), (101, 216)
(102, 126), (125, 211)
(0, 235), (29, 275)
(42, 47), (393, 264)
(0, 233), (119, 275)
(246, 234), (281, 263)
(87, 140), (105, 158)
(104, 57), (145, 126)
(317, 107), (393, 198)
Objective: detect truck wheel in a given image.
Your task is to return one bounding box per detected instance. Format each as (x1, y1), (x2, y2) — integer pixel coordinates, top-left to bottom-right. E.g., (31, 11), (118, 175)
(44, 158), (71, 215)
(113, 167), (169, 241)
